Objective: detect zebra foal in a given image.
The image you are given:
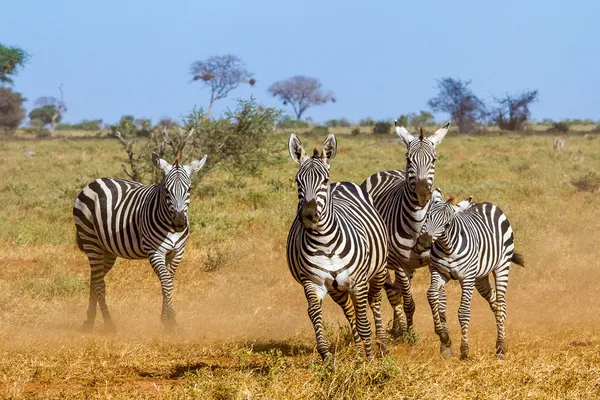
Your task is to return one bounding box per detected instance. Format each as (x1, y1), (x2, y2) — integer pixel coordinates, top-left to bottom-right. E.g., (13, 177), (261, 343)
(414, 189), (524, 359)
(286, 134), (388, 360)
(361, 121), (450, 338)
(73, 152), (207, 334)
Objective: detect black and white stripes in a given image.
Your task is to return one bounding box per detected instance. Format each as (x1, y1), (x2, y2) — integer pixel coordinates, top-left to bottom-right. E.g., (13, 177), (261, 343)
(286, 134), (388, 360)
(73, 152), (207, 333)
(361, 121), (450, 337)
(414, 189), (524, 359)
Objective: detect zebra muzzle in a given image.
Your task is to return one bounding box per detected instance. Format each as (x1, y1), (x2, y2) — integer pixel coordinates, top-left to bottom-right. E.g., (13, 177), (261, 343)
(300, 199), (319, 229)
(172, 211), (187, 232)
(414, 233), (432, 254)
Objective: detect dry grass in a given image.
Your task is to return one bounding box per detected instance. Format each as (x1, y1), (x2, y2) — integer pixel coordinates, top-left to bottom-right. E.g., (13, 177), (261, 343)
(1, 130), (600, 399)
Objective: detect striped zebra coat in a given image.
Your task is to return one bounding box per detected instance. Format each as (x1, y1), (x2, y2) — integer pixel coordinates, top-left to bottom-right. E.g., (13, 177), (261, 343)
(361, 121), (450, 337)
(287, 134), (388, 360)
(73, 153), (207, 334)
(414, 189), (524, 359)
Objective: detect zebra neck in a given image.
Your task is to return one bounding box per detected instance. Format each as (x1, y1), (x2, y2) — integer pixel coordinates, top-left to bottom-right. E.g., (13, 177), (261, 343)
(400, 183), (430, 228)
(145, 183), (173, 227)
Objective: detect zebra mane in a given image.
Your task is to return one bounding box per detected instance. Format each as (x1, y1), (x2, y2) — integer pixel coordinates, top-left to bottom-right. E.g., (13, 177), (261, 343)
(419, 126), (424, 141)
(312, 148), (321, 158)
(174, 156), (180, 167)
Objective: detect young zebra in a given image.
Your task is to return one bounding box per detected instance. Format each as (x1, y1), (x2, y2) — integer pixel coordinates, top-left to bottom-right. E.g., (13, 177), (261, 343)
(361, 121), (450, 338)
(287, 134), (388, 360)
(73, 153), (207, 334)
(413, 189), (525, 359)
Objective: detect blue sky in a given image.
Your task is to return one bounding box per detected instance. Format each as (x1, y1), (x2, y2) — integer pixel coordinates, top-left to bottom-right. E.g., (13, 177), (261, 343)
(2, 0), (598, 125)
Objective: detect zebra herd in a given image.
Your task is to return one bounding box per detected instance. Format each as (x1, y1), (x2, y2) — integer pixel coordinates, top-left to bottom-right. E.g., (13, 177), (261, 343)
(72, 121), (523, 361)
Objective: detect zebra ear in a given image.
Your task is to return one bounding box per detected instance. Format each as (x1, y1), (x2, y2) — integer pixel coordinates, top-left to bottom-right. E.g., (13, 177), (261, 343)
(184, 154), (208, 176)
(289, 134), (308, 164)
(322, 134), (337, 165)
(431, 188), (444, 203)
(456, 196), (473, 212)
(395, 119), (414, 146)
(152, 153), (172, 173)
(429, 121), (451, 147)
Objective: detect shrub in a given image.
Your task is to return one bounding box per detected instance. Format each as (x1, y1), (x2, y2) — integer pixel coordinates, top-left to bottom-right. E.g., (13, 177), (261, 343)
(0, 87), (26, 136)
(277, 115), (309, 129)
(359, 117), (375, 127)
(351, 127), (360, 136)
(549, 121), (569, 134)
(309, 125), (330, 136)
(373, 120), (392, 135)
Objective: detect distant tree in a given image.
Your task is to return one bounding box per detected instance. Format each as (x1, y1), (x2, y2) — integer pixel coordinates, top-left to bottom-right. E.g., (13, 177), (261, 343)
(427, 77), (487, 133)
(0, 43), (30, 85)
(33, 85), (67, 134)
(29, 105), (62, 127)
(492, 90), (539, 131)
(359, 117), (375, 127)
(156, 117), (180, 129)
(267, 76), (335, 120)
(0, 87), (26, 136)
(397, 114), (409, 127)
(190, 54), (254, 119)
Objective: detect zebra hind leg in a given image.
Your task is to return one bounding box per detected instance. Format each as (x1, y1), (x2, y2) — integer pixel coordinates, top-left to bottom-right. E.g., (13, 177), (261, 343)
(329, 290), (361, 355)
(368, 269), (387, 357)
(83, 251), (117, 334)
(475, 276), (498, 314)
(384, 269), (408, 339)
(493, 264), (510, 359)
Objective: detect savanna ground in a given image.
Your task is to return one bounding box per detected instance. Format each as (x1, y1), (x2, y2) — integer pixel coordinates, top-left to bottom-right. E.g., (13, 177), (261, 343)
(1, 128), (600, 399)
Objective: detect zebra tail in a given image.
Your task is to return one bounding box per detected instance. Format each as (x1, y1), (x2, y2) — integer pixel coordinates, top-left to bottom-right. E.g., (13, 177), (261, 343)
(511, 252), (525, 267)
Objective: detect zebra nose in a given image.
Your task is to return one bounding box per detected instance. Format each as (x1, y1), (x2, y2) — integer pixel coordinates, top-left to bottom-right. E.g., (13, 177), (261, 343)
(414, 233), (432, 254)
(300, 199), (319, 228)
(172, 211), (187, 232)
(415, 179), (432, 207)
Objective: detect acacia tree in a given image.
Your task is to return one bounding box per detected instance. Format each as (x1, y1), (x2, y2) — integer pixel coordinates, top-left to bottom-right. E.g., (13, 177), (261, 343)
(0, 87), (26, 136)
(0, 43), (30, 85)
(33, 85), (67, 134)
(427, 77), (486, 133)
(190, 55), (254, 119)
(492, 90), (539, 131)
(268, 76), (335, 120)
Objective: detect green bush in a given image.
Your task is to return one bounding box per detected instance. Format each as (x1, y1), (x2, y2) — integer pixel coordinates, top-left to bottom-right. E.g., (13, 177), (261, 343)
(351, 127), (360, 136)
(359, 117), (375, 127)
(308, 125), (329, 136)
(277, 115), (309, 129)
(373, 120), (392, 135)
(549, 121), (569, 133)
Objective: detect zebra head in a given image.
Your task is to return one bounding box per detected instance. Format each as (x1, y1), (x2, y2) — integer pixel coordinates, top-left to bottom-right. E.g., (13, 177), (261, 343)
(288, 133), (337, 231)
(395, 120), (451, 208)
(152, 153), (208, 232)
(414, 188), (473, 254)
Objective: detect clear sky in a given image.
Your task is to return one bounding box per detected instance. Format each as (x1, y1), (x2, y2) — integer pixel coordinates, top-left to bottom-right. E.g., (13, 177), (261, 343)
(2, 0), (598, 125)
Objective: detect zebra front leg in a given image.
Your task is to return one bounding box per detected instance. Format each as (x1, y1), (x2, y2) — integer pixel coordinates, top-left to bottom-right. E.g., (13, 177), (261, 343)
(351, 283), (374, 360)
(329, 290), (361, 354)
(303, 281), (330, 361)
(428, 269), (452, 356)
(149, 252), (178, 335)
(384, 267), (407, 339)
(493, 265), (510, 359)
(458, 278), (475, 360)
(368, 269), (387, 356)
(397, 266), (417, 339)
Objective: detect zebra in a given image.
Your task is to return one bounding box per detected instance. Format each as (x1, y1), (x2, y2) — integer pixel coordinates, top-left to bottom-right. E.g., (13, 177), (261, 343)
(286, 133), (389, 360)
(72, 152), (207, 334)
(361, 120), (450, 338)
(413, 189), (525, 359)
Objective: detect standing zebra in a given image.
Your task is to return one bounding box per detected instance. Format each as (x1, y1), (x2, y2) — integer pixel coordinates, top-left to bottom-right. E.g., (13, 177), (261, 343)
(287, 134), (388, 360)
(73, 152), (207, 334)
(361, 121), (450, 338)
(413, 189), (524, 359)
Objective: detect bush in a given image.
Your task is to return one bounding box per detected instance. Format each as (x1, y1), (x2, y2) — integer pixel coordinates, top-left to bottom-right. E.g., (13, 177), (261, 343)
(0, 87), (26, 136)
(351, 127), (360, 136)
(373, 120), (392, 135)
(277, 115), (309, 129)
(549, 121), (569, 134)
(359, 117), (375, 127)
(309, 125), (330, 136)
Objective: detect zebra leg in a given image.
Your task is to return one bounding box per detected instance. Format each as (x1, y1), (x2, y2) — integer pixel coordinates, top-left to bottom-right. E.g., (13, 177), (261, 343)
(493, 265), (510, 359)
(329, 290), (361, 353)
(351, 283), (374, 360)
(428, 269), (452, 356)
(149, 252), (178, 334)
(384, 267), (408, 339)
(475, 276), (498, 314)
(83, 251), (116, 333)
(368, 268), (387, 356)
(458, 278), (475, 360)
(303, 281), (330, 361)
(398, 266), (416, 336)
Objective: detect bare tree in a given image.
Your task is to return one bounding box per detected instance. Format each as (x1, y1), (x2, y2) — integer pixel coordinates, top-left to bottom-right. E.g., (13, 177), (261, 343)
(268, 76), (335, 120)
(492, 90), (539, 131)
(427, 78), (486, 133)
(34, 84), (67, 134)
(190, 55), (254, 119)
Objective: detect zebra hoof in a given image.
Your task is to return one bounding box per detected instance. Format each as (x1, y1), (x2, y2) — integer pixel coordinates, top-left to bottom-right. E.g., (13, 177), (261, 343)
(460, 353), (469, 361)
(80, 321), (94, 333)
(440, 346), (453, 358)
(497, 353), (506, 360)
